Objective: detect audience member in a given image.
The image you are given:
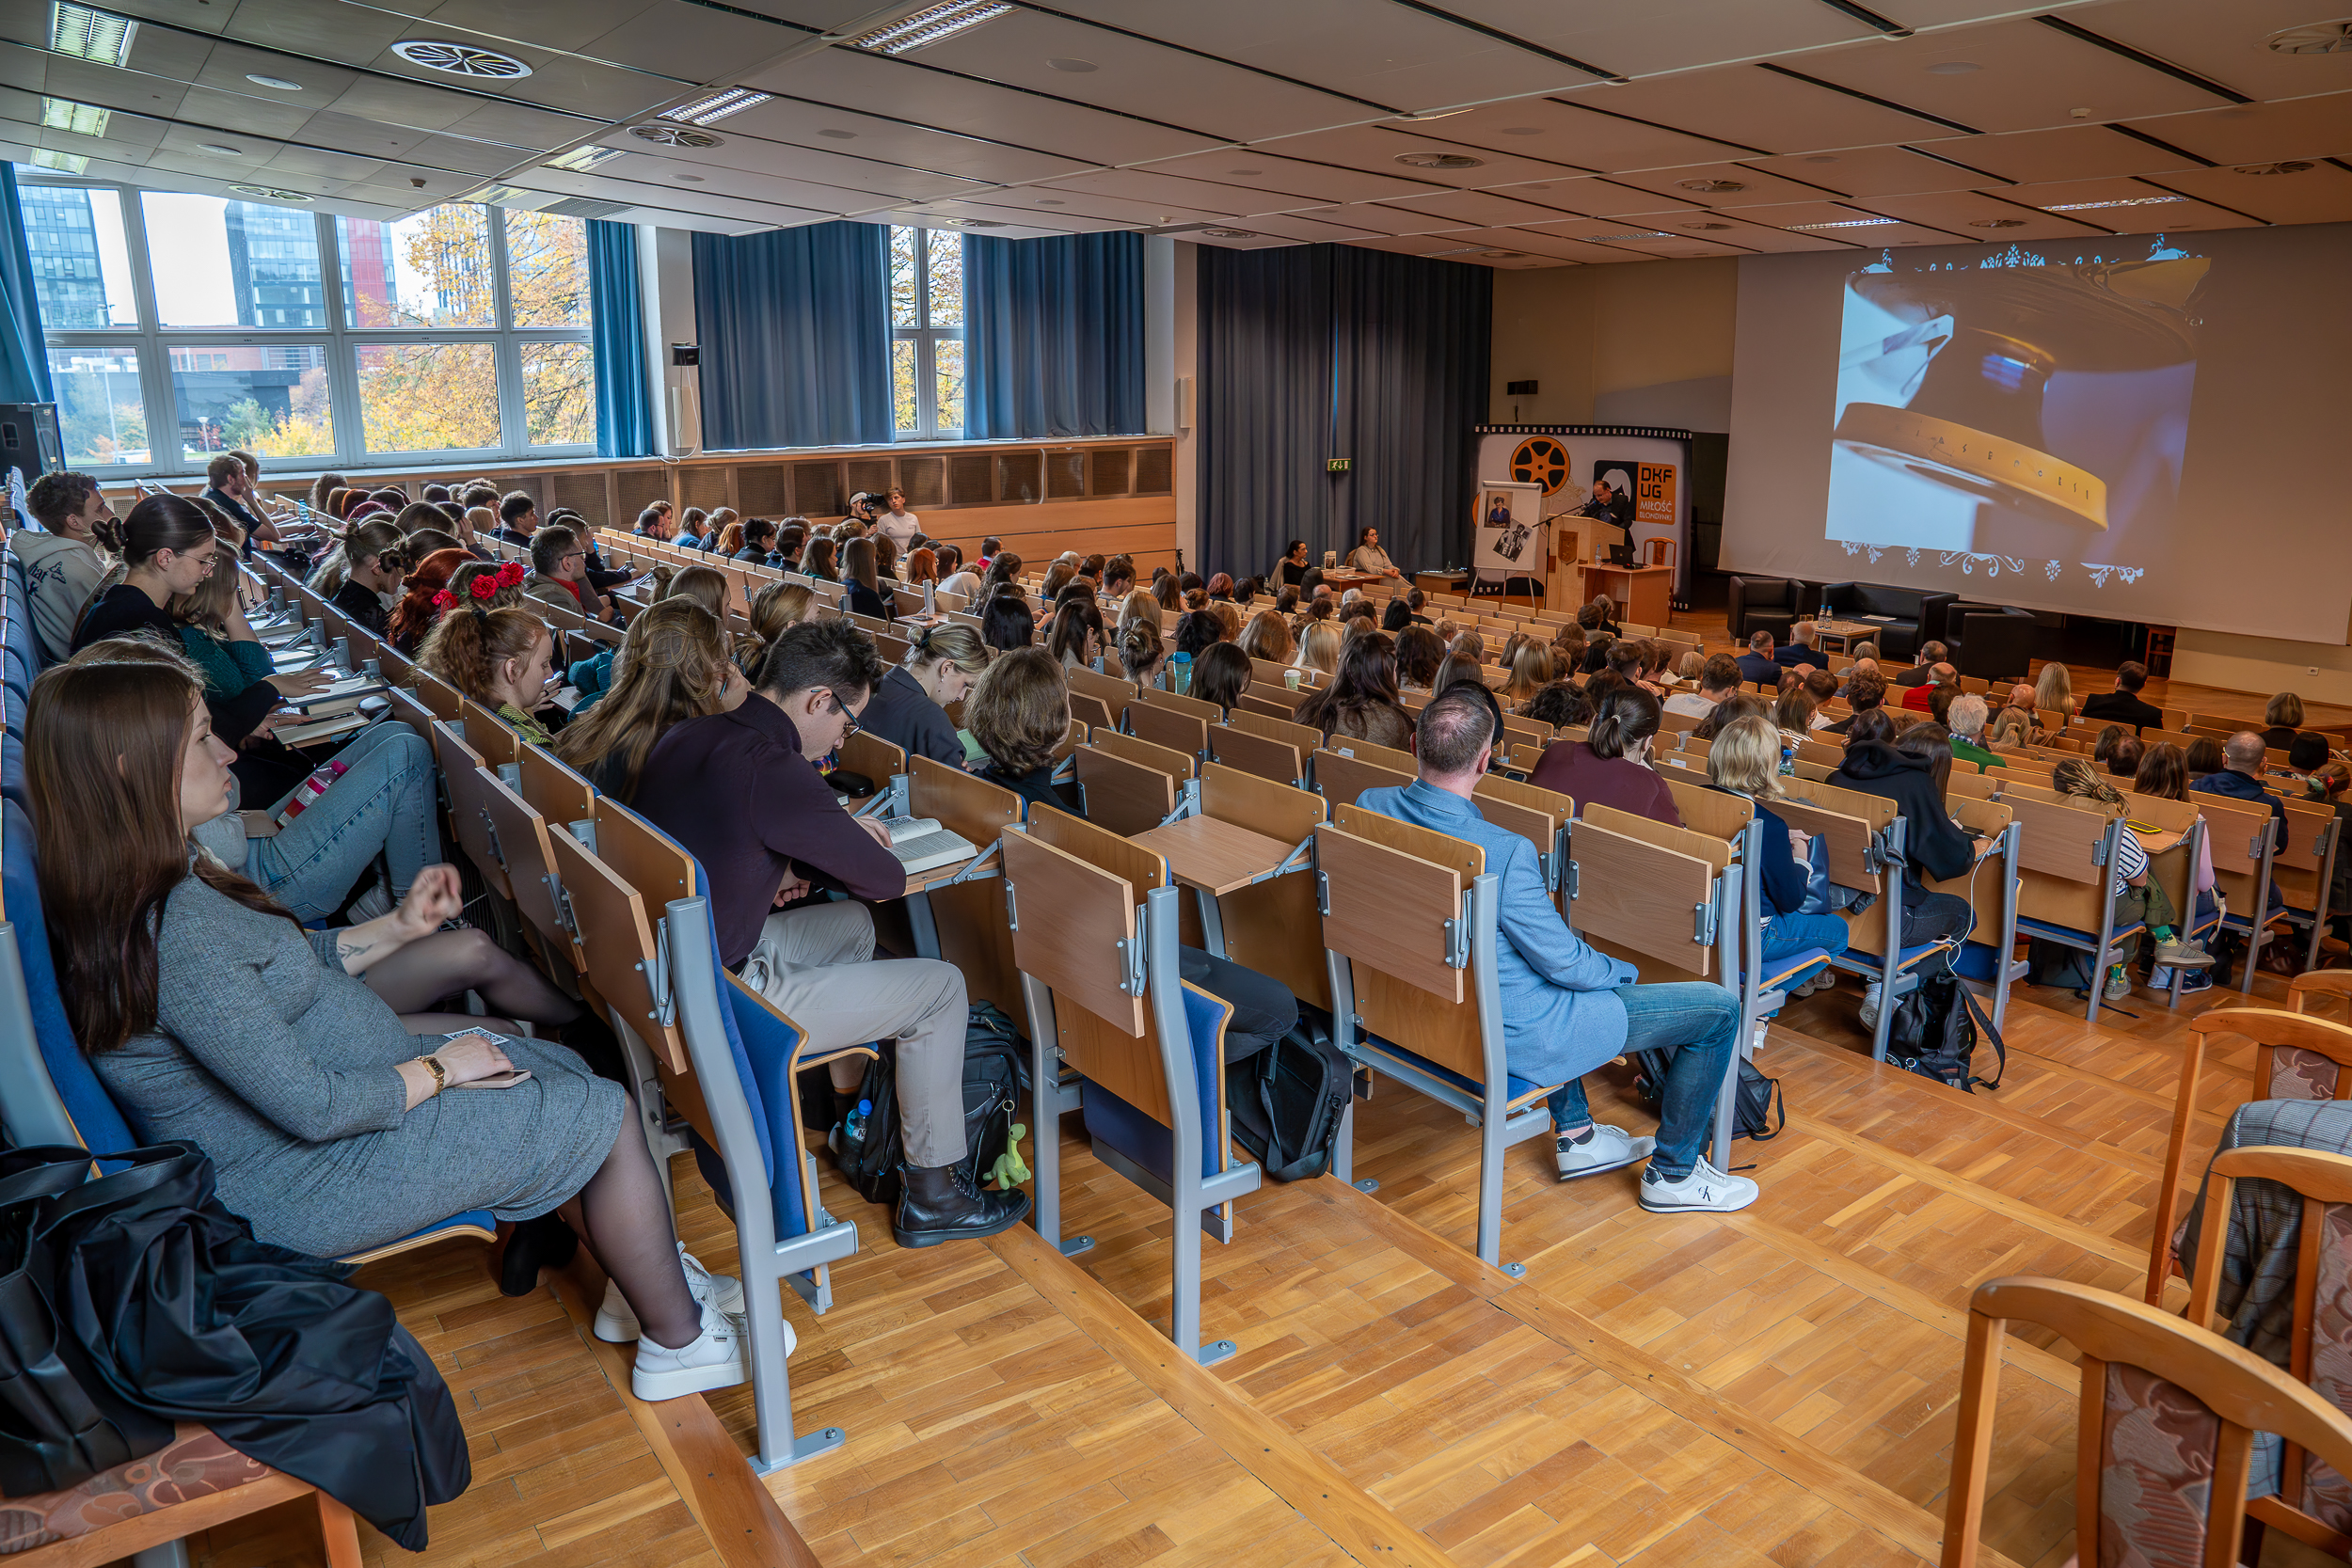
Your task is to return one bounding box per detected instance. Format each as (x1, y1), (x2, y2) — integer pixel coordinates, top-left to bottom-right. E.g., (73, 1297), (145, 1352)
(980, 587), (1036, 652)
(1822, 669), (1886, 736)
(1893, 642), (1946, 687)
(1946, 694), (2005, 770)
(553, 599), (743, 800)
(1735, 631), (1779, 686)
(1118, 619), (1166, 687)
(1525, 681), (1593, 730)
(523, 527), (611, 622)
(1294, 630), (1412, 750)
(2106, 736), (2144, 780)
(1773, 622), (1829, 672)
(492, 491), (538, 549)
(1900, 662), (1956, 714)
(2080, 660), (2163, 730)
(1238, 608), (1294, 664)
(842, 537), (895, 622)
(2034, 662), (2075, 724)
(2263, 691), (2311, 751)
(1294, 620), (1343, 677)
(1826, 723), (1977, 1026)
(1708, 715), (1847, 1022)
(1531, 682), (1682, 827)
(1670, 654), (1740, 719)
(2185, 735), (2227, 779)
(1192, 642), (1252, 716)
(72, 494), (217, 655)
(419, 604), (561, 746)
(21, 469), (115, 662)
(1046, 598), (1106, 671)
(2194, 732), (2290, 852)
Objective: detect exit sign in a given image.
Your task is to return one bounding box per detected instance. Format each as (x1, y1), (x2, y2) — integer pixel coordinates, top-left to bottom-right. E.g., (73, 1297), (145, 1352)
(1327, 457), (1351, 473)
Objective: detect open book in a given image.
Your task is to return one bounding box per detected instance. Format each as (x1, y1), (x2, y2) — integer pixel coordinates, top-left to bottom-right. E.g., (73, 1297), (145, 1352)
(878, 816), (978, 876)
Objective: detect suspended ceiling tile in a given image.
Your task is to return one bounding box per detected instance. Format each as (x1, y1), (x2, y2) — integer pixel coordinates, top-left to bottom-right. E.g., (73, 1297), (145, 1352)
(1849, 189), (2124, 241)
(2123, 94), (2352, 167)
(40, 57), (188, 119)
(590, 150), (943, 210)
(173, 83), (315, 140)
(262, 144), (391, 182)
(592, 128), (993, 201)
(1282, 200), (1458, 236)
(419, 0), (661, 55)
(1787, 17), (2235, 136)
(514, 163), (840, 221)
(1924, 122), (2207, 184)
(185, 40), (364, 105)
(1229, 210), (1394, 243)
(1337, 231), (1490, 258)
(1992, 173), (2244, 222)
(2044, 0), (2352, 103)
(1370, 185), (1592, 228)
(863, 201), (1130, 235)
(746, 50), (1224, 165)
(2152, 162), (2352, 224)
(1518, 211), (1711, 242)
(1470, 176), (1596, 213)
(689, 100), (1094, 185)
(1526, 178), (1723, 217)
(1244, 123), (1593, 190)
(1129, 147), (1439, 204)
(1651, 198), (1961, 246)
(1391, 0), (1874, 81)
(440, 99), (599, 153)
(403, 130), (534, 176)
(574, 5), (811, 87)
(0, 0), (45, 48)
(295, 109), (437, 160)
(1423, 224), (1646, 262)
(0, 46), (41, 95)
(1613, 212), (1856, 251)
(1600, 158), (1851, 209)
(116, 24), (217, 85)
(1186, 230), (1302, 250)
(939, 182), (1232, 229)
(1418, 97), (1751, 174)
(1027, 167), (1266, 216)
(350, 33), (681, 122)
(1739, 142), (1999, 196)
(73, 0), (233, 34)
(1558, 62), (1961, 157)
(322, 71), (487, 134)
(222, 0), (415, 70)
(846, 10), (1374, 145)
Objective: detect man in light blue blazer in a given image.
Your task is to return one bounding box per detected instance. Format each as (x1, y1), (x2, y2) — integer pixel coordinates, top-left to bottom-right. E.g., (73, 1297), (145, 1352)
(1356, 688), (1755, 1213)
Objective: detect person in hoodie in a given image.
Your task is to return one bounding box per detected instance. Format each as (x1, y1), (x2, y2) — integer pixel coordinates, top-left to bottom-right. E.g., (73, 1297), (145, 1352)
(20, 469), (116, 663)
(1826, 719), (1980, 1028)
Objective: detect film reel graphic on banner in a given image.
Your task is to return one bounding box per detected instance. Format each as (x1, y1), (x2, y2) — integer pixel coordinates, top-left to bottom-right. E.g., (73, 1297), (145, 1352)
(1509, 436), (1571, 497)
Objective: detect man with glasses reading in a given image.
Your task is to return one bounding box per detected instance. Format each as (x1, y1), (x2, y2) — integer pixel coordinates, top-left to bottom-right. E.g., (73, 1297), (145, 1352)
(633, 620), (1030, 1249)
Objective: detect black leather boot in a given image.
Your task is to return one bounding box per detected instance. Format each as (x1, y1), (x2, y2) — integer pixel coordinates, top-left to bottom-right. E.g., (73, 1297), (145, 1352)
(893, 1162), (1031, 1249)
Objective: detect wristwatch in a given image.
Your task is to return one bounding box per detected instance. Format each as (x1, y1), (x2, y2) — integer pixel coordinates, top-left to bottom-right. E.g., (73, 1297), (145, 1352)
(419, 1053), (449, 1095)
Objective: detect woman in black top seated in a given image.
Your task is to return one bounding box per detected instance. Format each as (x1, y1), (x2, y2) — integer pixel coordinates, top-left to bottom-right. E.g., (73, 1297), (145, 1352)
(969, 649), (1295, 1065)
(324, 520), (405, 638)
(1277, 539), (1309, 588)
(861, 624), (992, 768)
(841, 537), (894, 621)
(1826, 718), (1978, 1022)
(980, 586), (1036, 652)
(1293, 630), (1413, 751)
(1191, 642), (1252, 718)
(72, 494), (219, 654)
(734, 516), (779, 565)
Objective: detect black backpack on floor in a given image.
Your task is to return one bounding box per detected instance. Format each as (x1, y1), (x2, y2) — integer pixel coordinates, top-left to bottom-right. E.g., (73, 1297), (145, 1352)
(1228, 1024), (1353, 1182)
(1629, 1050), (1787, 1144)
(1885, 972), (2005, 1093)
(835, 1003), (1031, 1206)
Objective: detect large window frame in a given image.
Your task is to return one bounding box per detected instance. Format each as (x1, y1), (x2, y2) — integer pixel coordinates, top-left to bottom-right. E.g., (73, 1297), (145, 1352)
(24, 172), (594, 477)
(890, 225), (964, 443)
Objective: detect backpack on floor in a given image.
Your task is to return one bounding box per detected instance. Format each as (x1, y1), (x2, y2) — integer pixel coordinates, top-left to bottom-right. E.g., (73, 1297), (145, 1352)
(1628, 1051), (1786, 1143)
(1885, 972), (2005, 1093)
(1228, 1023), (1353, 1181)
(835, 1003), (1031, 1207)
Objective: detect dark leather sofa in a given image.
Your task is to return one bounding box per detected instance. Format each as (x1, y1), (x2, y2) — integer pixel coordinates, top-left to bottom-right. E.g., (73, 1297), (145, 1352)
(1818, 582), (1955, 662)
(1726, 576), (1803, 642)
(1937, 602), (2039, 684)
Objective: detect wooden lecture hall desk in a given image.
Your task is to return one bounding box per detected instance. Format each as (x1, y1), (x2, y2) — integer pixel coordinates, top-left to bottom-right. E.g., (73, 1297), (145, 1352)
(1579, 562), (1674, 626)
(1127, 812), (1312, 953)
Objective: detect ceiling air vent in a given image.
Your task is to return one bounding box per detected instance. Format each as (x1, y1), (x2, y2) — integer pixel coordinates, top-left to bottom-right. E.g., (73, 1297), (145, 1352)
(1394, 151), (1483, 168)
(230, 184), (312, 202)
(2267, 21), (2352, 53)
(2234, 160), (2314, 174)
(391, 40), (532, 79)
(1200, 229), (1255, 239)
(630, 124), (722, 149)
(1678, 178), (1745, 193)
(540, 197), (632, 220)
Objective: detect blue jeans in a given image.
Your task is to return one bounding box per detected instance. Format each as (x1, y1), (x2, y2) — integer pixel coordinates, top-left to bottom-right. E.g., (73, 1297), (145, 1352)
(1548, 982), (1740, 1180)
(1760, 911), (1850, 1003)
(246, 721), (440, 920)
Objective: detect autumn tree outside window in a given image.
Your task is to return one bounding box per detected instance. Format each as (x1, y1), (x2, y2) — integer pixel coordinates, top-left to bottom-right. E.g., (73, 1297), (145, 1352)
(22, 171), (596, 475)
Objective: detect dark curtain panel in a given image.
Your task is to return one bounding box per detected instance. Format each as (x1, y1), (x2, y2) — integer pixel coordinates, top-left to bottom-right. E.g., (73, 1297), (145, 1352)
(1197, 245), (1489, 582)
(963, 231), (1146, 438)
(587, 219), (653, 458)
(0, 166), (53, 406)
(692, 221), (891, 450)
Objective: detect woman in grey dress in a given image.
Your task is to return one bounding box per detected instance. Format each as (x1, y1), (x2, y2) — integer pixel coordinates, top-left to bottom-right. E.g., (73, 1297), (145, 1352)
(24, 657), (748, 1402)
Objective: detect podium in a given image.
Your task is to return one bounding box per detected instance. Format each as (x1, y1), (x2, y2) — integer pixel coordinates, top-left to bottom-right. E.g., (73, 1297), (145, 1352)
(1581, 562), (1674, 626)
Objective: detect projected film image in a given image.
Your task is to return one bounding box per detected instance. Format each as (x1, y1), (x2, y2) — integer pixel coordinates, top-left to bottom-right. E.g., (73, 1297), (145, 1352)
(1826, 238), (2207, 572)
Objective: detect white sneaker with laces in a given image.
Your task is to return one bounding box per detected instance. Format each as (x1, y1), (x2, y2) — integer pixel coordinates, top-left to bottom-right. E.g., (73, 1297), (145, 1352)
(1639, 1156), (1760, 1214)
(1555, 1124), (1655, 1180)
(1858, 982), (1883, 1031)
(1751, 1020), (1771, 1056)
(630, 1303), (762, 1402)
(595, 1244), (746, 1343)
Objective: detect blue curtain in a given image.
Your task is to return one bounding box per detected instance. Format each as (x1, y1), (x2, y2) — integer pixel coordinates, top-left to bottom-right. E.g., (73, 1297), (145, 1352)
(1198, 245), (1490, 582)
(0, 166), (53, 406)
(963, 231), (1145, 439)
(691, 221), (891, 450)
(587, 218), (652, 458)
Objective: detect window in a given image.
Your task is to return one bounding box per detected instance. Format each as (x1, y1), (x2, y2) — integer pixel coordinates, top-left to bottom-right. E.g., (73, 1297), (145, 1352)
(22, 171), (598, 473)
(890, 226), (963, 440)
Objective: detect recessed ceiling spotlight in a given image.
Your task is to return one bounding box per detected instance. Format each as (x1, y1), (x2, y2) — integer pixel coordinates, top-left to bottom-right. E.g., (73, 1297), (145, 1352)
(1789, 216), (1899, 229)
(1202, 229), (1255, 239)
(1501, 126), (1544, 135)
(2268, 20), (2352, 53)
(2041, 194), (2185, 210)
(631, 124), (723, 149)
(2070, 106), (2093, 118)
(40, 97), (108, 136)
(391, 40), (532, 78)
(2236, 160), (2314, 174)
(198, 142), (245, 156)
(1395, 151), (1483, 168)
(1927, 60), (1979, 74)
(817, 129), (856, 139)
(852, 1), (1013, 55)
(49, 3), (136, 67)
(1678, 178), (1744, 192)
(665, 87), (771, 125)
(1968, 217), (2026, 228)
(1685, 221), (1731, 230)
(1046, 57), (1096, 71)
(245, 73), (303, 91)
(230, 183), (312, 201)
(673, 173), (705, 182)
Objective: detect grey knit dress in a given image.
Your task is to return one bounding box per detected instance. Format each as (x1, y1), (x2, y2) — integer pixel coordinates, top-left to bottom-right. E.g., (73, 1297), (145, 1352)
(92, 875), (624, 1258)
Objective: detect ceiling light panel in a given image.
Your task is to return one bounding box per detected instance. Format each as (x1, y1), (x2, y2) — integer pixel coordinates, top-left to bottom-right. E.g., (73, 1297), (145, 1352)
(851, 1), (1016, 55)
(49, 3), (135, 66)
(665, 87), (773, 126)
(30, 148), (88, 172)
(40, 96), (108, 136)
(1787, 18), (2236, 136)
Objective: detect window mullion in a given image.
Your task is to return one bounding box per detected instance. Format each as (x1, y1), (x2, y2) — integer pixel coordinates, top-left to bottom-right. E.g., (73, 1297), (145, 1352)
(111, 185), (181, 476)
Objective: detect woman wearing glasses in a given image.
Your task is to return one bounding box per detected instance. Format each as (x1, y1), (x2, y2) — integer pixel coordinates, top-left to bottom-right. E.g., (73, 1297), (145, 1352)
(71, 495), (224, 654)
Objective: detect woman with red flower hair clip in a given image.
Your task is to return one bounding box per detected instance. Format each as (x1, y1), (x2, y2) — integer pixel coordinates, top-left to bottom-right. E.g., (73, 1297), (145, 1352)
(386, 547), (470, 656)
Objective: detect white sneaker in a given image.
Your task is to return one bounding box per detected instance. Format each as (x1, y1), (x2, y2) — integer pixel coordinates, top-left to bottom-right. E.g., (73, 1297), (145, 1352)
(1554, 1124), (1655, 1180)
(1751, 1020), (1771, 1055)
(1858, 983), (1883, 1032)
(1639, 1155), (1759, 1214)
(630, 1303), (760, 1402)
(595, 1244), (746, 1342)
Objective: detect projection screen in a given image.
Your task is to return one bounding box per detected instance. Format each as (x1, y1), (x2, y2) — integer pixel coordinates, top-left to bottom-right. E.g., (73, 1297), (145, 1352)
(1723, 222), (2352, 644)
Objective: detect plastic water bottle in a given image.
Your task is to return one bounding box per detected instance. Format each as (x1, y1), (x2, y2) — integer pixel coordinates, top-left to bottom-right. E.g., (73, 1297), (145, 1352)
(844, 1098), (871, 1145)
(1170, 650), (1193, 695)
(1780, 744), (1797, 777)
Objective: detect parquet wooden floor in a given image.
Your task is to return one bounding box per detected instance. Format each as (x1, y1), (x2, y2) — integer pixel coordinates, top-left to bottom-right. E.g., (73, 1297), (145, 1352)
(186, 960), (2348, 1568)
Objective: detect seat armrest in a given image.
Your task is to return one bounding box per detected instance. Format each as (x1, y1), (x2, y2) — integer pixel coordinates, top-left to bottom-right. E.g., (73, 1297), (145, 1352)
(239, 811), (278, 838)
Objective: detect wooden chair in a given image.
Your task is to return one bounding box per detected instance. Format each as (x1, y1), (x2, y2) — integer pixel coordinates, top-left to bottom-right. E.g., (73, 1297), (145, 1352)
(1073, 731), (1189, 835)
(1319, 802), (1553, 1270)
(477, 758), (581, 977)
(1007, 808), (1260, 1361)
(2270, 799), (2343, 974)
(1941, 1275), (2352, 1568)
(428, 720), (510, 900)
(457, 696), (520, 768)
(1, 1434), (364, 1568)
(1123, 697), (1209, 762)
(2184, 1144), (2352, 1557)
(1165, 762), (1329, 1009)
(899, 755), (1025, 1018)
(2007, 792), (2144, 1022)
(2149, 1008), (2352, 1304)
(1311, 746), (1415, 809)
(1208, 720), (1306, 788)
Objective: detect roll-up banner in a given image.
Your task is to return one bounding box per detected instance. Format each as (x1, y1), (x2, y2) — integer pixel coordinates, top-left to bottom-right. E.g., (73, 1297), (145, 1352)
(1473, 425), (1692, 599)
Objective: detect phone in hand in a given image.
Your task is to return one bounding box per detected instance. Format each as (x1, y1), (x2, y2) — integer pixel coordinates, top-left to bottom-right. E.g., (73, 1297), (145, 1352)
(452, 1069), (532, 1090)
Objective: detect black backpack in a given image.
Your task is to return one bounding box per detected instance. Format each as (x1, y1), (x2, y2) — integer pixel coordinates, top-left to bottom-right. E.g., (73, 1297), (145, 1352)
(1629, 1050), (1787, 1145)
(1228, 1025), (1353, 1181)
(1885, 972), (2005, 1093)
(835, 1003), (1031, 1206)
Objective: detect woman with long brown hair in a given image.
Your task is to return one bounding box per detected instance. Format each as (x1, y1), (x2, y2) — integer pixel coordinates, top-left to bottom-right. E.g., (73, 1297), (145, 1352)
(842, 536), (893, 620)
(1237, 608), (1294, 664)
(554, 599), (743, 801)
(29, 657), (748, 1399)
(739, 580), (818, 671)
(1293, 630), (1413, 750)
(802, 535), (838, 583)
(71, 494), (217, 655)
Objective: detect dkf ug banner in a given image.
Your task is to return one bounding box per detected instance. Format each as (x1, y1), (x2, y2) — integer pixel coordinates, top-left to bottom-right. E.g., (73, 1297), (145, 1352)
(1473, 426), (1692, 595)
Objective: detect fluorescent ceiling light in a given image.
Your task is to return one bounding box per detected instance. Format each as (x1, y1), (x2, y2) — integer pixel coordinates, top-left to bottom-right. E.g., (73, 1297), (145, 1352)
(31, 149), (88, 173)
(850, 0), (1014, 55)
(1790, 217), (1899, 229)
(2041, 194), (2186, 212)
(40, 97), (108, 136)
(544, 144), (623, 173)
(663, 87), (771, 126)
(49, 2), (135, 66)
(1586, 230), (1672, 241)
